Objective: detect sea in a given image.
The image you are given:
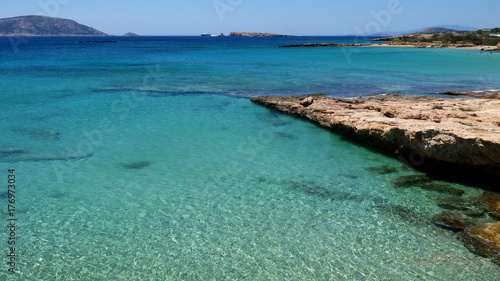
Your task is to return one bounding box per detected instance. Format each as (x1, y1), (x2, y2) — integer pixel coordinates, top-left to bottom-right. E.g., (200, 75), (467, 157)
(0, 36), (499, 280)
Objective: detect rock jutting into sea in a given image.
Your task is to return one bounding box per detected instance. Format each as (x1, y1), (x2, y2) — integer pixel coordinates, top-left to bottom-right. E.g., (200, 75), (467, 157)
(250, 93), (500, 188)
(280, 43), (370, 47)
(252, 93), (500, 265)
(278, 42), (500, 51)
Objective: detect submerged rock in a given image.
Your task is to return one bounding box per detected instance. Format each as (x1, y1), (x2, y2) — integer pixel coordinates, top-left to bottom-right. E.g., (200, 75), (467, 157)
(285, 180), (363, 202)
(478, 192), (500, 220)
(436, 197), (470, 211)
(431, 212), (480, 231)
(391, 175), (464, 195)
(392, 175), (430, 188)
(375, 204), (430, 227)
(121, 161), (151, 169)
(462, 209), (487, 218)
(0, 149), (25, 158)
(460, 222), (500, 265)
(12, 127), (61, 141)
(0, 151), (93, 162)
(366, 165), (398, 175)
(275, 132), (298, 140)
(256, 112), (291, 127)
(416, 182), (465, 196)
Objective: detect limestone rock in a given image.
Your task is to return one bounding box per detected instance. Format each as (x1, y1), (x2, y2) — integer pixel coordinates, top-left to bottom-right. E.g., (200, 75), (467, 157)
(416, 182), (465, 196)
(251, 95), (500, 185)
(436, 197), (471, 211)
(365, 165), (398, 174)
(431, 212), (479, 231)
(460, 222), (500, 265)
(478, 192), (500, 220)
(392, 175), (430, 187)
(300, 97), (314, 107)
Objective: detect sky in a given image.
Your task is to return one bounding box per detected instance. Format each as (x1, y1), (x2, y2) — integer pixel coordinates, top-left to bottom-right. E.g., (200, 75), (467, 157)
(2, 0), (499, 35)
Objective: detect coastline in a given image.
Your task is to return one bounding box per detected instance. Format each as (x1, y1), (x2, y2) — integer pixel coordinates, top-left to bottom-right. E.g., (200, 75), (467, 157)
(251, 92), (500, 183)
(251, 91), (500, 265)
(279, 42), (500, 51)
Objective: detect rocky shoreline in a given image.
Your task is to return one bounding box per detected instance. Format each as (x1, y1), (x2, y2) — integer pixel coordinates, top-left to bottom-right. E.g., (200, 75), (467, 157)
(280, 43), (370, 47)
(279, 42), (500, 51)
(229, 32), (301, 37)
(251, 93), (500, 181)
(251, 92), (500, 265)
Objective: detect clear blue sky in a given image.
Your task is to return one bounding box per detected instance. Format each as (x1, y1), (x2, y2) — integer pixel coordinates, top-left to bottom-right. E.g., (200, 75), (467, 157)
(2, 0), (499, 35)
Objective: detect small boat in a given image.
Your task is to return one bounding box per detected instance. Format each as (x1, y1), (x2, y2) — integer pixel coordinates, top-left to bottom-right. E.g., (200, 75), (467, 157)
(201, 33), (211, 37)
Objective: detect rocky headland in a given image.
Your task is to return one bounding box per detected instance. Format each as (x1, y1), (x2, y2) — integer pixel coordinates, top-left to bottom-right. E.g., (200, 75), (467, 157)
(280, 28), (500, 51)
(372, 29), (500, 51)
(279, 42), (500, 51)
(251, 93), (500, 181)
(251, 92), (500, 265)
(280, 43), (370, 48)
(0, 15), (107, 36)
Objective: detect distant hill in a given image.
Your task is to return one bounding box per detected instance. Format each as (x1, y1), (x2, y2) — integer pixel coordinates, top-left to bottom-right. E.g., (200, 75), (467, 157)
(415, 27), (471, 34)
(362, 25), (477, 36)
(0, 15), (107, 36)
(431, 25), (477, 31)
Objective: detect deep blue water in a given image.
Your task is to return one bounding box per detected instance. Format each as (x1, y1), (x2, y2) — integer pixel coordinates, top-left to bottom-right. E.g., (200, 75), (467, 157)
(0, 36), (499, 280)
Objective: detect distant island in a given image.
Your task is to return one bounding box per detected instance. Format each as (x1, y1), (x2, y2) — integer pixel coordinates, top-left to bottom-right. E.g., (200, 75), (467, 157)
(123, 32), (139, 36)
(228, 32), (301, 37)
(281, 27), (500, 50)
(372, 27), (500, 49)
(0, 15), (107, 36)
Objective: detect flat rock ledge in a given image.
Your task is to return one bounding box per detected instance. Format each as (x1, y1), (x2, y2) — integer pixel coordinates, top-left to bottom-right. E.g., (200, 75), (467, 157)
(250, 94), (500, 187)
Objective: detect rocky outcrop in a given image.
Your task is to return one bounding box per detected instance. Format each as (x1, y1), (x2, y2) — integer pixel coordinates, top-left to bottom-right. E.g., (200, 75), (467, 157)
(0, 149), (93, 162)
(228, 32), (300, 37)
(279, 42), (499, 51)
(460, 222), (500, 265)
(432, 212), (482, 231)
(429, 190), (500, 264)
(479, 192), (500, 220)
(0, 15), (107, 36)
(299, 97), (314, 107)
(250, 94), (500, 186)
(252, 93), (500, 263)
(280, 43), (369, 47)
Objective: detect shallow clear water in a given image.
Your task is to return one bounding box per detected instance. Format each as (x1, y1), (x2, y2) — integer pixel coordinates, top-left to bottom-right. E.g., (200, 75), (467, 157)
(0, 37), (499, 280)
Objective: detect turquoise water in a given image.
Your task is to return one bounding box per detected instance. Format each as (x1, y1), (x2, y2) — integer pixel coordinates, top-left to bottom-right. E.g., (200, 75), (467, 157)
(0, 37), (499, 280)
